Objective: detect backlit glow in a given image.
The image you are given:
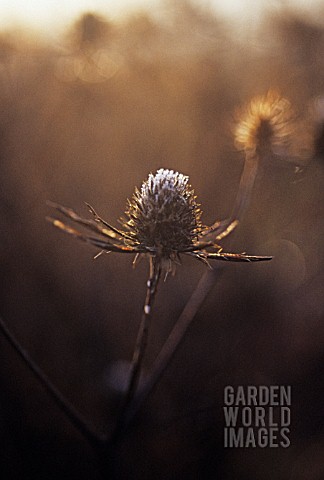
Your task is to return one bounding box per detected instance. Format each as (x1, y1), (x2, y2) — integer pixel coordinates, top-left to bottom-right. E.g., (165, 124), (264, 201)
(0, 0), (323, 34)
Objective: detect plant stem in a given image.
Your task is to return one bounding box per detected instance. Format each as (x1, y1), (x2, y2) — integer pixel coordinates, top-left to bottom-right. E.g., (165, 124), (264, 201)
(0, 315), (106, 450)
(111, 255), (161, 442)
(231, 151), (260, 221)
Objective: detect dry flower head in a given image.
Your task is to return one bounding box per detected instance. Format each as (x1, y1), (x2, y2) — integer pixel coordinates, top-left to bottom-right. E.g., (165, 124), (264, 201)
(234, 90), (315, 167)
(234, 90), (296, 156)
(47, 168), (271, 274)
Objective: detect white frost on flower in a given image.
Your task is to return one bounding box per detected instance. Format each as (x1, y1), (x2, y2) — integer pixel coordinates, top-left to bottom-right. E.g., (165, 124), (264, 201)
(142, 168), (189, 197)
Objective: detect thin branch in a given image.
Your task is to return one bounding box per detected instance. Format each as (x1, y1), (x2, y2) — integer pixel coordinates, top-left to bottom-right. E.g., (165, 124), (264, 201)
(111, 255), (161, 442)
(231, 151), (260, 221)
(0, 315), (106, 450)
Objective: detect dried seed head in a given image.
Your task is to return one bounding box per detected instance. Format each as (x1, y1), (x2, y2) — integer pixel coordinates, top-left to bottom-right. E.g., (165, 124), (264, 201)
(48, 171), (272, 268)
(234, 90), (296, 156)
(124, 169), (202, 258)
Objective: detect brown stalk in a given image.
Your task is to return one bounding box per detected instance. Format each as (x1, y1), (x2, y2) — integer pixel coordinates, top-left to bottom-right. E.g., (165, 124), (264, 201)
(111, 254), (161, 442)
(0, 315), (106, 450)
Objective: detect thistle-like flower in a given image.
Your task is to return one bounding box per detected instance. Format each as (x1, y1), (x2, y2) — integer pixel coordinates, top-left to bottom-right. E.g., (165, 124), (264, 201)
(47, 168), (271, 270)
(234, 90), (296, 157)
(46, 168), (272, 440)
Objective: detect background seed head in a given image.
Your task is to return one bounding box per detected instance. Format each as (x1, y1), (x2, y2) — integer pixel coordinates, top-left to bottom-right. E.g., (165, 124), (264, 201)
(234, 90), (296, 156)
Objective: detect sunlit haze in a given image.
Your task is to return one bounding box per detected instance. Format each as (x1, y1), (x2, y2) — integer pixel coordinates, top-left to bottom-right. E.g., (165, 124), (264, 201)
(0, 0), (323, 34)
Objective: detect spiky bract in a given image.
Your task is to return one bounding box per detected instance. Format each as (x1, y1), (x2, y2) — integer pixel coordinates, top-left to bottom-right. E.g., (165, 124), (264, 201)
(48, 168), (272, 269)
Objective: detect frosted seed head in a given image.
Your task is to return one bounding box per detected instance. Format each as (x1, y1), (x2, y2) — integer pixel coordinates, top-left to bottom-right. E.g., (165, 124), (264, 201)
(123, 169), (202, 258)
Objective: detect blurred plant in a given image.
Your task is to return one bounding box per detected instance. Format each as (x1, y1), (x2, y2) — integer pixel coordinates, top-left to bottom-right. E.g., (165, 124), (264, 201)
(0, 89), (314, 477)
(56, 13), (120, 84)
(234, 90), (296, 157)
(233, 90), (301, 219)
